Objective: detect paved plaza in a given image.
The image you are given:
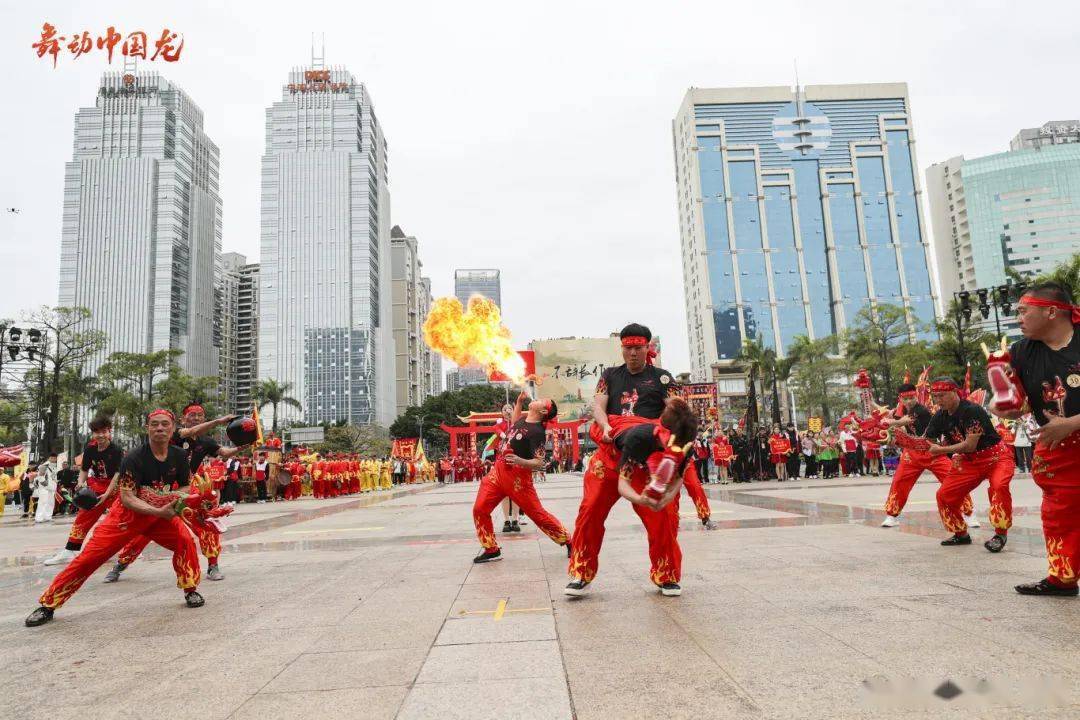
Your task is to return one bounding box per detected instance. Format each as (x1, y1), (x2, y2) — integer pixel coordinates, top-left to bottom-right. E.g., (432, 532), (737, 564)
(1, 472), (1078, 719)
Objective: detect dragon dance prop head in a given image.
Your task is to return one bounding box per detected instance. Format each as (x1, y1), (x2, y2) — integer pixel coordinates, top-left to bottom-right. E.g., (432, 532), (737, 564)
(851, 369), (891, 443)
(172, 473), (234, 530)
(982, 337), (1027, 413)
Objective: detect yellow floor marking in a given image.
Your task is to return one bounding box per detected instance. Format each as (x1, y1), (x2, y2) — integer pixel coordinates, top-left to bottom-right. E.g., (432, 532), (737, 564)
(457, 599), (551, 620)
(282, 527), (384, 535)
(492, 598), (507, 621)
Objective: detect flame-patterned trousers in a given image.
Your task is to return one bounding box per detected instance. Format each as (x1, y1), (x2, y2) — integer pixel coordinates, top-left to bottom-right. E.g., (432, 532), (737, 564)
(39, 507), (199, 609)
(681, 462), (711, 522)
(884, 450), (972, 517)
(473, 460), (569, 551)
(1032, 432), (1080, 587)
(567, 443), (682, 586)
(936, 441), (1015, 536)
(312, 478), (326, 498)
(117, 513), (221, 567)
(64, 478), (113, 551)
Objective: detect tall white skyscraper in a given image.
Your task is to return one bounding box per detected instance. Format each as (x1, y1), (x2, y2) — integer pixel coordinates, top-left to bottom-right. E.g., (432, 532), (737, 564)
(58, 71), (221, 377)
(259, 62), (394, 426)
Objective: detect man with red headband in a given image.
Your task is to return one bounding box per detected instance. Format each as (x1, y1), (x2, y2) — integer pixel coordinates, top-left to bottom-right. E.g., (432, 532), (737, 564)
(879, 383), (976, 528)
(926, 377), (1015, 552)
(992, 282), (1080, 596)
(566, 323), (688, 597)
(472, 393), (570, 562)
(104, 403), (246, 584)
(42, 414), (125, 566)
(26, 409), (203, 626)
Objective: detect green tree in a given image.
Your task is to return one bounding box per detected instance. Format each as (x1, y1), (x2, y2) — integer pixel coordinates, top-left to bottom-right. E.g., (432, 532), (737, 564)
(927, 300), (998, 388)
(1033, 251), (1080, 300)
(738, 337), (779, 427)
(317, 424), (392, 457)
(391, 384), (510, 456)
(254, 379), (303, 434)
(787, 335), (846, 425)
(843, 304), (920, 402)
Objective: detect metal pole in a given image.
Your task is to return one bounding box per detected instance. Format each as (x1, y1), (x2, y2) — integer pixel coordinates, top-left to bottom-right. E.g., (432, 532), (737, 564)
(992, 287), (1002, 337)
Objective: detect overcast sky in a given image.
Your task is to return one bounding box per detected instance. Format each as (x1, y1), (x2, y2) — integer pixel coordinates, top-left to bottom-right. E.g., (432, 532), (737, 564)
(2, 1), (1077, 375)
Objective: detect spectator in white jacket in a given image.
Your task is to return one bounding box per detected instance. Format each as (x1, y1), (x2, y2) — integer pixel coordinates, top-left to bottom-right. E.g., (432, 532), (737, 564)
(33, 454), (58, 524)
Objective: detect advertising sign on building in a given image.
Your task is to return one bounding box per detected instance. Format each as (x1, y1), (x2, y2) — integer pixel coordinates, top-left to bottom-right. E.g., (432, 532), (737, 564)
(530, 337), (626, 421)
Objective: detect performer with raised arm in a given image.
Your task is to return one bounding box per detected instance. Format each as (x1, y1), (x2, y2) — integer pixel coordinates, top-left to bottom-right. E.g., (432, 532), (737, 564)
(104, 403), (247, 584)
(471, 393), (569, 563)
(924, 378), (1015, 552)
(988, 283), (1080, 596)
(879, 384), (976, 528)
(26, 409), (203, 626)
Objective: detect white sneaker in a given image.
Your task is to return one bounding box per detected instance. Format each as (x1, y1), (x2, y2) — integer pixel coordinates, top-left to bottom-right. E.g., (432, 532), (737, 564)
(881, 515), (900, 528)
(43, 548), (78, 566)
(966, 514), (981, 528)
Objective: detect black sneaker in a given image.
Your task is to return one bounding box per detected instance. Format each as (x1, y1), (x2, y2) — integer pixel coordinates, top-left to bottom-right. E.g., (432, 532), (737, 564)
(941, 534), (972, 546)
(660, 582), (682, 597)
(185, 591), (205, 608)
(984, 534), (1007, 553)
(564, 579), (589, 597)
(103, 562), (127, 583)
(501, 520), (512, 533)
(1015, 578), (1079, 597)
(473, 548), (502, 564)
(25, 606), (54, 627)
(510, 520), (521, 533)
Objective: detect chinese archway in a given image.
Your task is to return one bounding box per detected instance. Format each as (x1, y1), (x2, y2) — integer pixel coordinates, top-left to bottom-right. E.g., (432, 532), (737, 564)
(439, 411), (584, 466)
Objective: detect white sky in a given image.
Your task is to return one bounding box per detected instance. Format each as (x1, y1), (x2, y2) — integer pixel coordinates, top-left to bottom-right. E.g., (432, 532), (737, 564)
(2, 0), (1077, 376)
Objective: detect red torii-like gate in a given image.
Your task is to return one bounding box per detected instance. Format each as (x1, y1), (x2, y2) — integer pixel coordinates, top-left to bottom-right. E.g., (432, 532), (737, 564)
(440, 411), (585, 466)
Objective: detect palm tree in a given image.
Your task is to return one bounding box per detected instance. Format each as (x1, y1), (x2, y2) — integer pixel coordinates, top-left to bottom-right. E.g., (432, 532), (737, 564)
(738, 336), (780, 428)
(253, 379), (303, 434)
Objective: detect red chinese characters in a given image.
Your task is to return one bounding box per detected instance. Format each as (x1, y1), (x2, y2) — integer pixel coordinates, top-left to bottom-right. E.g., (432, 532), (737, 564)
(33, 23), (184, 67)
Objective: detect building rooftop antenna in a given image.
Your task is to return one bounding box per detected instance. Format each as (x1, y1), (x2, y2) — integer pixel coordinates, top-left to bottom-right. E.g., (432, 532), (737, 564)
(311, 32), (325, 69)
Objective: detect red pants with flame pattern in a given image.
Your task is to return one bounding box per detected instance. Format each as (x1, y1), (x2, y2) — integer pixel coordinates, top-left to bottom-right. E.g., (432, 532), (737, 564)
(936, 441), (1015, 536)
(64, 478), (113, 550)
(118, 513), (221, 566)
(39, 507), (199, 609)
(681, 462), (710, 521)
(568, 442), (682, 586)
(884, 449), (972, 517)
(473, 459), (569, 551)
(1032, 432), (1080, 587)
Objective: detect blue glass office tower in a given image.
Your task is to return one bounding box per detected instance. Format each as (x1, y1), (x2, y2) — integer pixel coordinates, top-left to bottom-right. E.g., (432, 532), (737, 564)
(674, 84), (938, 381)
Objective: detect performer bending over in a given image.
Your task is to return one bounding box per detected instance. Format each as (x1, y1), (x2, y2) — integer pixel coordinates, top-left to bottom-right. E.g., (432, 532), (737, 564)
(927, 378), (1015, 552)
(992, 283), (1080, 596)
(43, 415), (124, 566)
(104, 403), (244, 584)
(26, 410), (203, 626)
(880, 384), (976, 528)
(472, 394), (570, 563)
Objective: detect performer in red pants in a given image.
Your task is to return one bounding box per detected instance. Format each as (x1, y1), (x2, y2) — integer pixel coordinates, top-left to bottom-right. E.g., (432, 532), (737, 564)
(880, 384), (974, 528)
(473, 395), (569, 562)
(105, 403), (246, 584)
(42, 415), (125, 566)
(26, 409), (203, 626)
(991, 283), (1080, 596)
(566, 323), (681, 597)
(681, 461), (712, 527)
(927, 379), (1015, 552)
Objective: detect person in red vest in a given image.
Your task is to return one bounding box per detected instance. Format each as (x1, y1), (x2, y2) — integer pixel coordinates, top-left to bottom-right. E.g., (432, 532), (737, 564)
(711, 432), (733, 484)
(768, 424), (792, 481)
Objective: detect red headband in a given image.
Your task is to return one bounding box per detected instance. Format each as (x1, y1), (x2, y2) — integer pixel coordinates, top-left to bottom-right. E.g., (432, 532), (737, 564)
(621, 336), (649, 347)
(898, 391), (917, 399)
(930, 381), (959, 393)
(148, 408), (175, 422)
(1019, 296), (1080, 323)
(182, 404), (205, 416)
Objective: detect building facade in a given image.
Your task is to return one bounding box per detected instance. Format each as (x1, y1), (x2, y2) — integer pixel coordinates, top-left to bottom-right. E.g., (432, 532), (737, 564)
(58, 71), (221, 377)
(218, 253), (243, 412)
(258, 63), (394, 426)
(673, 84), (937, 381)
(1010, 120), (1080, 151)
(453, 269), (501, 386)
(235, 261), (260, 414)
(390, 226), (442, 417)
(927, 142), (1080, 312)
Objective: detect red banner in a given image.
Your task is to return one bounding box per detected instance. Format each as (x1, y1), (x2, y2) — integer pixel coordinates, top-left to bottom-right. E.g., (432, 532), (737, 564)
(392, 438), (418, 459)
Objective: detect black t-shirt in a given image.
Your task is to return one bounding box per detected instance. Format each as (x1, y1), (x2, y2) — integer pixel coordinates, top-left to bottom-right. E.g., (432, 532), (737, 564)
(171, 430), (221, 474)
(504, 418), (546, 460)
(908, 404), (933, 436)
(81, 441), (124, 482)
(615, 424), (691, 475)
(118, 444), (190, 493)
(924, 400), (1000, 451)
(596, 364), (677, 419)
(1009, 329), (1080, 425)
(57, 468), (79, 490)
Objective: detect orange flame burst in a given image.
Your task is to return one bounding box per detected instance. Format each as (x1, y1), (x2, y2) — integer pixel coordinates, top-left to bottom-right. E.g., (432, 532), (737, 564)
(423, 295), (526, 382)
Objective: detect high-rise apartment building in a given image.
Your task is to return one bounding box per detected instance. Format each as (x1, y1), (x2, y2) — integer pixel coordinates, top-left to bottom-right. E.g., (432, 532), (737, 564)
(258, 62), (393, 425)
(391, 226), (441, 416)
(673, 83), (937, 381)
(58, 71), (221, 377)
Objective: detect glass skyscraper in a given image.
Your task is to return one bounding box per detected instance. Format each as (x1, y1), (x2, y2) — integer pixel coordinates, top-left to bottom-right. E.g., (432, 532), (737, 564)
(453, 269), (501, 387)
(674, 84), (937, 381)
(259, 63), (394, 426)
